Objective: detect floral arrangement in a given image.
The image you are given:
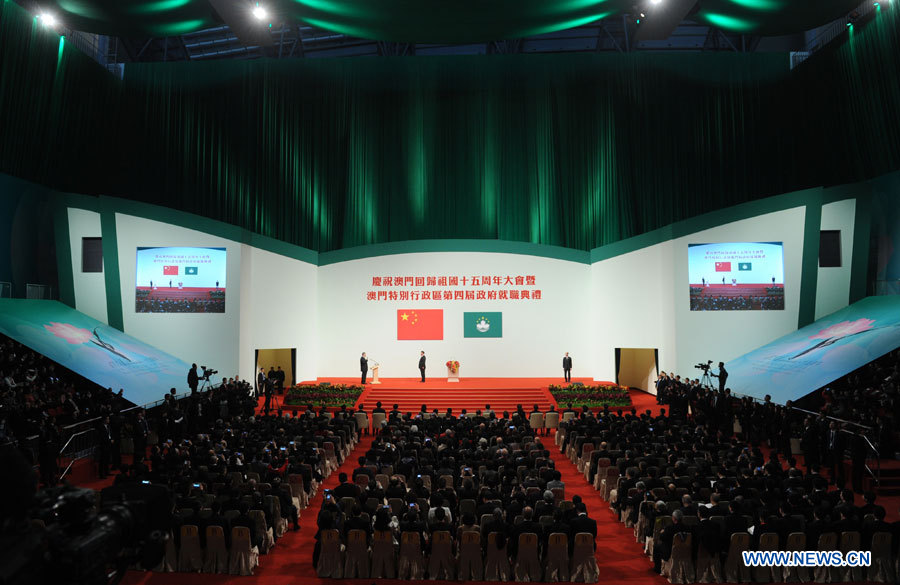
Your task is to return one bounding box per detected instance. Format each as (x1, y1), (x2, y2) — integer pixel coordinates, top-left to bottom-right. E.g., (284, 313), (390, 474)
(445, 360), (460, 374)
(284, 383), (363, 407)
(549, 383), (632, 408)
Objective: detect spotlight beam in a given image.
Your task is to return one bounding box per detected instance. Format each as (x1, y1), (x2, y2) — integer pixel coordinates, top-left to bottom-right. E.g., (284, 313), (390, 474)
(207, 0), (275, 47)
(634, 0), (699, 42)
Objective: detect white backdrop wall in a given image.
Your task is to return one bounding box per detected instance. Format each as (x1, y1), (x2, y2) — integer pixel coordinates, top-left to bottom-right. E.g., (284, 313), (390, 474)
(590, 206), (810, 383)
(115, 214), (242, 377)
(238, 245), (318, 384)
(67, 198), (858, 387)
(67, 208), (107, 324)
(815, 199), (856, 320)
(316, 253), (591, 378)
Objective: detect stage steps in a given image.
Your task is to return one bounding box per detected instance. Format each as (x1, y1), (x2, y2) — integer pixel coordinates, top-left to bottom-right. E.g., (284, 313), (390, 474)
(357, 386), (554, 415)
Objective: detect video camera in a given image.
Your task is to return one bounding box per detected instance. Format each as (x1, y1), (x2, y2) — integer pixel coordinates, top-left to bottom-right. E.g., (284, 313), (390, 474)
(200, 365), (218, 380)
(0, 484), (167, 585)
(694, 360), (713, 372)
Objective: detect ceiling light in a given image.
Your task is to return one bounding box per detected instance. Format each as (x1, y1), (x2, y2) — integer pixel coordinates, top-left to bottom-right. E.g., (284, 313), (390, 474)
(252, 4), (267, 21)
(39, 13), (57, 27)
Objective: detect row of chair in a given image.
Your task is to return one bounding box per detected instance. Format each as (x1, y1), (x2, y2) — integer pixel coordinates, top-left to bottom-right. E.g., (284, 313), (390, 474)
(316, 529), (599, 582)
(157, 525), (259, 575)
(355, 410), (571, 434)
(652, 526), (895, 584)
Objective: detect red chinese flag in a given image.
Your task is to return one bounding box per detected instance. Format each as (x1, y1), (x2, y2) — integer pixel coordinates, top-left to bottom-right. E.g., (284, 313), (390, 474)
(397, 309), (443, 340)
(714, 262), (731, 272)
(163, 265), (179, 275)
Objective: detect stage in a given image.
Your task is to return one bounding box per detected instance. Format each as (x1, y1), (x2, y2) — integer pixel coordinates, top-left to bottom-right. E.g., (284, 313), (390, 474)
(293, 377), (624, 414)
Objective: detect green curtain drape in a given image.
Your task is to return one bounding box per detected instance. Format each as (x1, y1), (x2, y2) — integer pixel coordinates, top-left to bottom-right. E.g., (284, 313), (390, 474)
(1, 1), (898, 254)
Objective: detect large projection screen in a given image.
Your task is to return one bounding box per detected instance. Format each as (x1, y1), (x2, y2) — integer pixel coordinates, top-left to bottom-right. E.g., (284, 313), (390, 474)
(135, 246), (227, 313)
(688, 242), (784, 311)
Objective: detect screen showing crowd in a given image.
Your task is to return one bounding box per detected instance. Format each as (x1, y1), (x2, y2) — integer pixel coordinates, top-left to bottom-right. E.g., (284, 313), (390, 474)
(688, 242), (784, 311)
(135, 246), (227, 313)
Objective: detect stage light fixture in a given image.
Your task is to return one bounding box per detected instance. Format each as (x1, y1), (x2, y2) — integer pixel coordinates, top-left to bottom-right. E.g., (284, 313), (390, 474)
(252, 3), (267, 21)
(649, 0), (662, 5)
(39, 13), (57, 27)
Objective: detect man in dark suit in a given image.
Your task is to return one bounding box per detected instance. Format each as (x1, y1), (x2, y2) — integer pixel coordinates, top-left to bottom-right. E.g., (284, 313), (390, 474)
(360, 352), (368, 385)
(133, 410), (149, 463)
(275, 366), (285, 394)
(418, 351), (426, 382)
(96, 415), (113, 478)
(187, 363), (199, 394)
(232, 502), (261, 550)
(824, 422), (847, 487)
(256, 368), (266, 399)
(333, 472), (360, 501)
(562, 352), (573, 383)
(654, 509), (690, 573)
(569, 503), (597, 548)
(510, 507), (541, 557)
(711, 361), (728, 393)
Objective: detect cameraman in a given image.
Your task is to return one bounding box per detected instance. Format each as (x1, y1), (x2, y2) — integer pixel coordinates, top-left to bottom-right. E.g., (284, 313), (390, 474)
(711, 361), (728, 393)
(187, 364), (199, 394)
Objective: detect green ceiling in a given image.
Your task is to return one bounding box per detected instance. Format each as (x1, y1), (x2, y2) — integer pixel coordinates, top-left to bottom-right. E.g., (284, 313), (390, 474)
(41, 0), (863, 41)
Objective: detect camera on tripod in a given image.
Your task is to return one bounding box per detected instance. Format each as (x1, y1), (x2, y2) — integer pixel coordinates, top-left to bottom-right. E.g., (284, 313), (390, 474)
(200, 366), (217, 380)
(694, 360), (713, 372)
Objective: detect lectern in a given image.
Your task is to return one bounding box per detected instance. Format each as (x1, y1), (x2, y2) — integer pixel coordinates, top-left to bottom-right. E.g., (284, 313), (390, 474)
(370, 361), (381, 384)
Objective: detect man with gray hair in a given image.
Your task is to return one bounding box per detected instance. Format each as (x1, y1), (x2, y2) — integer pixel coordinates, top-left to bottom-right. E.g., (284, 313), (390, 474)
(654, 509), (689, 573)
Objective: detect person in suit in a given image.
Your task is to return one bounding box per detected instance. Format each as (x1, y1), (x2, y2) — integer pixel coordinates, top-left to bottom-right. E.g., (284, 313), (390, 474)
(569, 503), (597, 548)
(418, 351), (426, 382)
(256, 368), (266, 399)
(711, 362), (728, 393)
(96, 415), (113, 478)
(562, 352), (573, 383)
(824, 421), (847, 487)
(654, 509), (689, 573)
(263, 377), (273, 415)
(851, 432), (869, 493)
(133, 410), (149, 463)
(333, 472), (360, 501)
(275, 366), (285, 394)
(510, 507), (540, 557)
(360, 352), (368, 385)
(187, 363), (199, 394)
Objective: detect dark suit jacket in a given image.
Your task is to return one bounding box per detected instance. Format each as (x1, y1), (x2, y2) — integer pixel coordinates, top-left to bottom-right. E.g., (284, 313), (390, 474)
(360, 357), (368, 373)
(563, 357), (573, 370)
(569, 514), (597, 546)
(419, 356), (426, 370)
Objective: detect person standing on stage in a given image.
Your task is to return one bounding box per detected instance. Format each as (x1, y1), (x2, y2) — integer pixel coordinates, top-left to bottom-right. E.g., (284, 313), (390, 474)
(256, 367), (266, 399)
(563, 352), (573, 383)
(360, 352), (368, 385)
(418, 351), (426, 382)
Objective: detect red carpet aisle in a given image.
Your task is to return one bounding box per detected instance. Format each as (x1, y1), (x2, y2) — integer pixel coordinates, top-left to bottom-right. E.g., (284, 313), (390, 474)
(545, 431), (668, 585)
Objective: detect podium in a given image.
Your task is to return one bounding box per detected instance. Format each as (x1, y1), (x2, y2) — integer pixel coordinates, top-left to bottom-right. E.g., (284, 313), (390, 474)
(371, 364), (381, 384)
(447, 366), (460, 383)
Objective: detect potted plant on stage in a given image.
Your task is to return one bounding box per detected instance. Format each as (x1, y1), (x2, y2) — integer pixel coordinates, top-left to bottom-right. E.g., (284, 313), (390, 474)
(446, 360), (460, 382)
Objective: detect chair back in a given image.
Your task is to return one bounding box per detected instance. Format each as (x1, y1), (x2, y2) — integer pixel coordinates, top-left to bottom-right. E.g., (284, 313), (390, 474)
(551, 487), (565, 503)
(231, 526), (251, 551)
(354, 412), (369, 432)
(671, 532), (692, 560)
(562, 412), (576, 422)
(870, 531), (891, 555)
(573, 532), (594, 551)
(375, 473), (390, 489)
(529, 412), (544, 429)
(372, 412), (386, 429)
(549, 532), (568, 549)
(339, 496), (357, 515)
(348, 528), (367, 548)
(817, 532), (838, 551)
(462, 530), (481, 546)
(758, 532), (779, 551)
(544, 412), (559, 429)
(785, 532), (806, 551)
(517, 532), (538, 556)
(839, 531), (860, 552)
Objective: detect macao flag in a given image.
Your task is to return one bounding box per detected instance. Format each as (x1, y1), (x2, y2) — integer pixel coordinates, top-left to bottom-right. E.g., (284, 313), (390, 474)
(397, 309), (443, 340)
(185, 266), (198, 275)
(163, 265), (178, 275)
(464, 312), (502, 338)
(714, 262), (731, 272)
(738, 262), (752, 271)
